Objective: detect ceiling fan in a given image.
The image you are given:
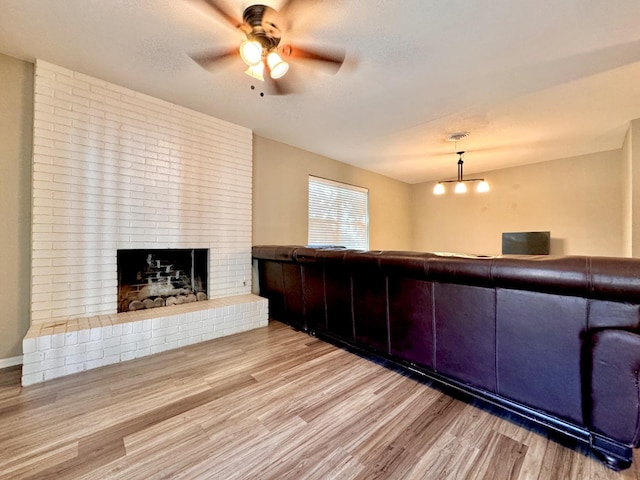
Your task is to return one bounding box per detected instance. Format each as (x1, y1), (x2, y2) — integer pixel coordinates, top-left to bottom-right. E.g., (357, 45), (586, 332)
(188, 0), (346, 94)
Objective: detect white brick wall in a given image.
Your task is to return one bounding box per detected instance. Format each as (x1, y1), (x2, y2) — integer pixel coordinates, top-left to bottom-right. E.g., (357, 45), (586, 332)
(31, 60), (254, 323)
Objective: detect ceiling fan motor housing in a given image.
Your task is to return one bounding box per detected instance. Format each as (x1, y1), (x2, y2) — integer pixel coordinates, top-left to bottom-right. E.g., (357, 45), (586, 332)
(243, 4), (281, 51)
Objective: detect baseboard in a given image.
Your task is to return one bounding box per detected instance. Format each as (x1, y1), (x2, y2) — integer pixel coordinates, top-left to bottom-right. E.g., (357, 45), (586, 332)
(0, 356), (23, 369)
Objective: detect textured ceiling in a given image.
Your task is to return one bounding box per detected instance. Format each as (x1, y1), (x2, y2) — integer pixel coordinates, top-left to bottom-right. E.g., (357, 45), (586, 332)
(1, 0), (639, 183)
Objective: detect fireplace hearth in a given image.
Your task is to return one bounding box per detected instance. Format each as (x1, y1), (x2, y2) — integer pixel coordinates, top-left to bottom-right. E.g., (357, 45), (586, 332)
(117, 249), (208, 313)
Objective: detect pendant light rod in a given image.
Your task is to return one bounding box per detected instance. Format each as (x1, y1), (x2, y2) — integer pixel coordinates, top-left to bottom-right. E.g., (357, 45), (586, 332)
(438, 152), (486, 183)
(433, 151), (490, 194)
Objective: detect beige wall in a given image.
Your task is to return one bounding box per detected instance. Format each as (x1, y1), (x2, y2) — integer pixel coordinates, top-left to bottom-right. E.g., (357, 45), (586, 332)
(0, 53), (33, 361)
(254, 135), (625, 258)
(626, 119), (640, 257)
(411, 150), (623, 256)
(253, 135), (412, 250)
(622, 125), (633, 256)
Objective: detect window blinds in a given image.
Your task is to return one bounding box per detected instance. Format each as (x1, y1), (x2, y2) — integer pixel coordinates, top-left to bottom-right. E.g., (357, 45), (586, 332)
(308, 176), (369, 250)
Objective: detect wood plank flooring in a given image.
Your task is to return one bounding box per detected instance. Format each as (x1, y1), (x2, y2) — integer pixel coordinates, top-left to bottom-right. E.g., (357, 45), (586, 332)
(1, 321), (638, 479)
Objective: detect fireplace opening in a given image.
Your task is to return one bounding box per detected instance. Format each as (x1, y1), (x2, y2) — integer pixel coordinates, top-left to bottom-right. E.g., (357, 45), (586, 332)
(117, 249), (209, 312)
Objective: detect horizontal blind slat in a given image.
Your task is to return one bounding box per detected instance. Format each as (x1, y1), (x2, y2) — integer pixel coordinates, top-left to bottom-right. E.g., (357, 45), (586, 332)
(308, 176), (369, 250)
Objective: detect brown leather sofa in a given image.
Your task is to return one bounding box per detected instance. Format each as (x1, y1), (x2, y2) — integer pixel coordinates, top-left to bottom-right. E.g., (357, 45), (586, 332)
(252, 245), (640, 470)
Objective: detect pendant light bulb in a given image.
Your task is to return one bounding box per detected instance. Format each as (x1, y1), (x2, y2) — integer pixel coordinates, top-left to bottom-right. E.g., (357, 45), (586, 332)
(454, 182), (467, 194)
(433, 183), (445, 195)
(476, 180), (490, 193)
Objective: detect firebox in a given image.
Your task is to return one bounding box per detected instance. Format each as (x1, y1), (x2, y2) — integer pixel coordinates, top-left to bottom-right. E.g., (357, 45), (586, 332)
(117, 249), (209, 312)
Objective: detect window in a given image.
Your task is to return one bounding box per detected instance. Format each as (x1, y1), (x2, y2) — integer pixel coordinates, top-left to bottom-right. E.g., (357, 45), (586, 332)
(308, 176), (369, 250)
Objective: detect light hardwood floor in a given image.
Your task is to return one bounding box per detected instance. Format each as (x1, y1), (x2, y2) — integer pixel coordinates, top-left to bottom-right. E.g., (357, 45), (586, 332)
(1, 321), (638, 480)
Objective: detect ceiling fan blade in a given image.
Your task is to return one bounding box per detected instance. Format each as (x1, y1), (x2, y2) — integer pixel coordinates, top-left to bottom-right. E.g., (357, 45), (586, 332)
(195, 0), (245, 30)
(278, 0), (311, 17)
(281, 44), (345, 73)
(266, 78), (292, 96)
(278, 0), (332, 33)
(263, 65), (294, 95)
(189, 48), (238, 70)
(278, 0), (301, 11)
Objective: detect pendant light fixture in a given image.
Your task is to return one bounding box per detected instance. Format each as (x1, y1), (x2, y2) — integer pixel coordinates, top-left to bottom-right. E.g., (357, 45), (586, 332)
(433, 132), (490, 195)
(433, 151), (490, 194)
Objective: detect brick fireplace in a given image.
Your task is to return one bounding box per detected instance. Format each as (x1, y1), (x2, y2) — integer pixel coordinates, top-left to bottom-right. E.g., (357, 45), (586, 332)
(22, 61), (268, 386)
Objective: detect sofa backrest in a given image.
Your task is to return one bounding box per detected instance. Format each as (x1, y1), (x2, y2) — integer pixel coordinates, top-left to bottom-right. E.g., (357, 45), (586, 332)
(252, 246), (640, 428)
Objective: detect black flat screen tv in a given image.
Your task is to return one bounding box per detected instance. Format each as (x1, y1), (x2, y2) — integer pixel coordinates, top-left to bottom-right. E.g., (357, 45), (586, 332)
(502, 231), (550, 255)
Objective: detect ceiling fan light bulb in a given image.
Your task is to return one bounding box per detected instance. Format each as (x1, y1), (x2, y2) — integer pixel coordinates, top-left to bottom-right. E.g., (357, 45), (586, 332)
(270, 61), (289, 79)
(476, 180), (490, 193)
(244, 62), (264, 81)
(240, 40), (263, 66)
(433, 183), (445, 195)
(454, 182), (467, 194)
(267, 52), (289, 79)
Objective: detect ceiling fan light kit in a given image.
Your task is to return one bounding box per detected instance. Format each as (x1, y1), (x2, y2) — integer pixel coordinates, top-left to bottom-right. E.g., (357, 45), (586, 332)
(238, 4), (289, 81)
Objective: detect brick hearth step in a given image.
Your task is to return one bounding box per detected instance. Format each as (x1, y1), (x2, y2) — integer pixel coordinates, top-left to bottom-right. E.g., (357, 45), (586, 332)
(22, 294), (268, 386)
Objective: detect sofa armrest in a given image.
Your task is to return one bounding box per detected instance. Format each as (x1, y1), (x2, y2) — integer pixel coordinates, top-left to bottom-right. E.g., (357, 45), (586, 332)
(589, 329), (640, 447)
